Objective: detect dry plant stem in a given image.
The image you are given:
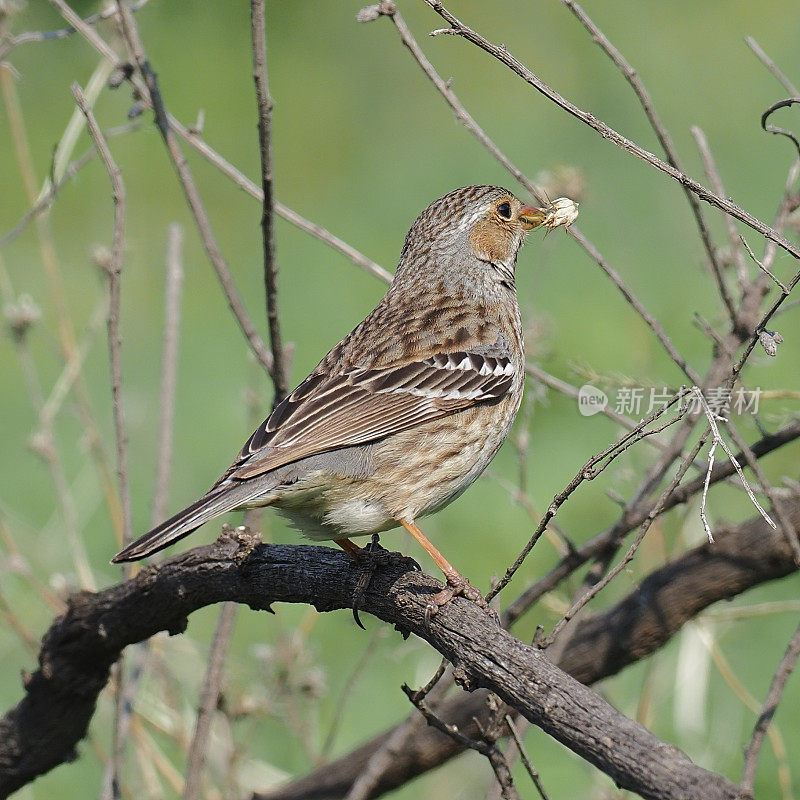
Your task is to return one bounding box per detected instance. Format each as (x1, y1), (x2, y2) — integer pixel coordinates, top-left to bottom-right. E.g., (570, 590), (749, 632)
(343, 668), (452, 800)
(722, 418), (800, 562)
(504, 715), (550, 800)
(559, 0), (738, 320)
(71, 82), (132, 800)
(740, 234), (789, 293)
(741, 616), (800, 793)
(485, 388), (688, 604)
(171, 117), (393, 283)
(570, 229), (702, 384)
(542, 428), (710, 647)
(525, 363), (709, 469)
(71, 83), (133, 553)
(0, 124), (140, 251)
(251, 0), (289, 402)
(423, 0), (800, 262)
(692, 387), (776, 532)
(401, 688), (520, 800)
(183, 601), (239, 800)
(505, 417), (800, 625)
(104, 225), (186, 790)
(111, 1), (274, 374)
(0, 0), (150, 62)
(153, 224), (185, 526)
(48, 0), (392, 287)
(691, 126), (748, 290)
(745, 37), (800, 97)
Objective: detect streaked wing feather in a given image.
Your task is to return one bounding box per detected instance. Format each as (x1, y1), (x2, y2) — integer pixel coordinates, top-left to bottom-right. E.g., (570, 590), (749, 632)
(232, 352), (514, 480)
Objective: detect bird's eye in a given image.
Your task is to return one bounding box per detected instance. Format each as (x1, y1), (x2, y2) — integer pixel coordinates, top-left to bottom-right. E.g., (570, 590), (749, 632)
(496, 201), (512, 220)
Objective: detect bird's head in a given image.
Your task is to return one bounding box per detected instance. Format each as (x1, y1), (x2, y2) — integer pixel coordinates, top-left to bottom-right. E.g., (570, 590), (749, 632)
(396, 185), (544, 287)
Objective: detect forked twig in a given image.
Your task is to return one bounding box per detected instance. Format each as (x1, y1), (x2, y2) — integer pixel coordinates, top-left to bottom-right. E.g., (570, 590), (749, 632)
(692, 387), (776, 544)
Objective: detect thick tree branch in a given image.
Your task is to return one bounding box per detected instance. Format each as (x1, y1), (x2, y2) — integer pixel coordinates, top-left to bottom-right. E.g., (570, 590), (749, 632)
(0, 524), (759, 800)
(262, 497), (800, 800)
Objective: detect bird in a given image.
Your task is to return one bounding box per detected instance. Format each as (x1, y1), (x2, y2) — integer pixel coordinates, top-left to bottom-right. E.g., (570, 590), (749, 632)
(113, 185), (558, 614)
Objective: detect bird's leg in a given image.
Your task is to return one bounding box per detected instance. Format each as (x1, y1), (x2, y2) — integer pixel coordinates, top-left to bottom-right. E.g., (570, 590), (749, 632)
(398, 519), (488, 622)
(334, 537), (362, 558)
(335, 535), (392, 629)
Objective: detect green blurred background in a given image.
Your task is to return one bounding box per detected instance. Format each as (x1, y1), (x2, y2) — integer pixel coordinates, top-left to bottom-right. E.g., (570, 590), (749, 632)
(2, 1), (800, 798)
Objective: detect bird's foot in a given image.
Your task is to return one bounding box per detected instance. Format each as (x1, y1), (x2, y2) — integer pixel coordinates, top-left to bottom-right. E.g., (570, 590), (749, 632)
(425, 572), (493, 627)
(351, 534), (393, 629)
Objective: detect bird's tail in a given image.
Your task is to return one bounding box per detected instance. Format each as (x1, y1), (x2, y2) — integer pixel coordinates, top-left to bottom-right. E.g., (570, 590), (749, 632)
(112, 482), (267, 563)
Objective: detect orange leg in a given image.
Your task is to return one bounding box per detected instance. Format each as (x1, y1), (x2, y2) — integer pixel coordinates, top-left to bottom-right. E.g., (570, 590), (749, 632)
(398, 519), (462, 584)
(334, 537), (361, 559)
(398, 518), (490, 623)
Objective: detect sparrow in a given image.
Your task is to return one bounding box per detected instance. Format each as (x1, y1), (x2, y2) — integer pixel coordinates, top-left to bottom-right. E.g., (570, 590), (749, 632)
(114, 186), (562, 614)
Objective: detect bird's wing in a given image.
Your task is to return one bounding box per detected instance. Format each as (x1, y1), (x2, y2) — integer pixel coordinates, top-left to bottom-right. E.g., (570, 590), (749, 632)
(230, 351), (515, 480)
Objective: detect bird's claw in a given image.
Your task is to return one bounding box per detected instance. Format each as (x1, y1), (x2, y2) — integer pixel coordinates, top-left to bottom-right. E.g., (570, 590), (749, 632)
(351, 534), (391, 628)
(424, 574), (494, 627)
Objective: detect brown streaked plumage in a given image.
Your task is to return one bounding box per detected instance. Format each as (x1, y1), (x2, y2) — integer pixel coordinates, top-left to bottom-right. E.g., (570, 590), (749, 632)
(114, 186), (546, 614)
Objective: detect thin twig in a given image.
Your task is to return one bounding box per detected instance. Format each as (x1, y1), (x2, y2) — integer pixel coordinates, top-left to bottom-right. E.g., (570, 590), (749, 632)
(0, 123), (140, 251)
(740, 617), (800, 794)
(542, 427), (711, 647)
(251, 0), (289, 403)
(0, 0), (150, 62)
(363, 1), (545, 204)
(71, 81), (131, 800)
(740, 234), (789, 293)
(48, 0), (392, 287)
(560, 0), (736, 321)
(183, 601), (239, 800)
(152, 224), (185, 526)
(691, 125), (748, 292)
(343, 666), (451, 800)
(402, 686), (520, 800)
(571, 230), (703, 385)
(692, 387), (776, 535)
(486, 387), (689, 605)
(504, 715), (551, 800)
(72, 85), (132, 554)
(723, 417), (800, 562)
(745, 37), (800, 97)
(422, 0), (800, 262)
(112, 0), (275, 374)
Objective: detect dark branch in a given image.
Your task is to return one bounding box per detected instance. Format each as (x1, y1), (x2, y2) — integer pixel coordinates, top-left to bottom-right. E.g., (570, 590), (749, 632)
(0, 526), (754, 800)
(261, 497), (799, 800)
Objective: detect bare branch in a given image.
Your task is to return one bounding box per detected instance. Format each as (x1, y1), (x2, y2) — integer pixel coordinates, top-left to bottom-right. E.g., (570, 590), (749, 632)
(251, 0), (289, 402)
(421, 0), (800, 262)
(741, 617), (800, 793)
(560, 0), (736, 321)
(542, 425), (710, 647)
(152, 224), (185, 526)
(745, 37), (800, 97)
(110, 0), (275, 373)
(183, 601), (239, 800)
(71, 83), (132, 554)
(0, 530), (748, 800)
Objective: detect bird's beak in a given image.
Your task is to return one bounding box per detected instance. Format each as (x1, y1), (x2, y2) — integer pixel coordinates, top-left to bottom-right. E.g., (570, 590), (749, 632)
(518, 205), (546, 231)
